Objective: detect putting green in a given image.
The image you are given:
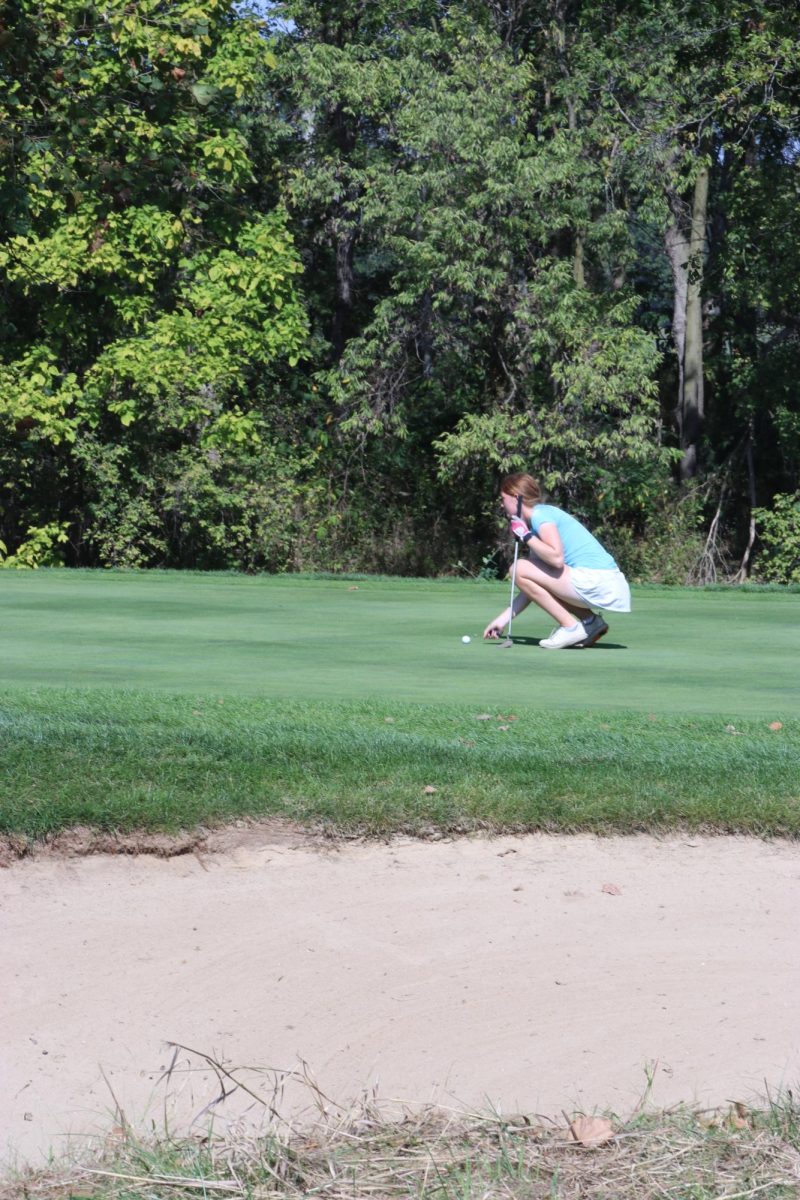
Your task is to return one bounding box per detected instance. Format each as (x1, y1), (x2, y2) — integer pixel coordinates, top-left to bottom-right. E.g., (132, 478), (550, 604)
(1, 570), (797, 717)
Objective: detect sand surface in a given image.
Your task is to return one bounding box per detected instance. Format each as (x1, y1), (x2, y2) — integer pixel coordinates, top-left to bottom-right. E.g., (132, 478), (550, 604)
(2, 829), (799, 1167)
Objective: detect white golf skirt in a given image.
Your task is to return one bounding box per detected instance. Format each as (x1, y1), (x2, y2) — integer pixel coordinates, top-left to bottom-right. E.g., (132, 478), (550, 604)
(569, 566), (631, 612)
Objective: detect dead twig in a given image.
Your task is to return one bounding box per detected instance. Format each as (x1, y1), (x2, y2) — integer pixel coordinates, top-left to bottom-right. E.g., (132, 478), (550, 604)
(76, 1164), (243, 1192)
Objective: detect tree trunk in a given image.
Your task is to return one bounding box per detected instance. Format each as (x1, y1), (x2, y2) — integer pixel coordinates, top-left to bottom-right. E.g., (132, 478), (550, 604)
(573, 231), (585, 287)
(664, 146), (710, 480)
(564, 96), (585, 287)
(552, 0), (584, 289)
(331, 219), (357, 358)
(734, 435), (758, 581)
(664, 216), (688, 420)
(681, 156), (709, 479)
(328, 102), (359, 359)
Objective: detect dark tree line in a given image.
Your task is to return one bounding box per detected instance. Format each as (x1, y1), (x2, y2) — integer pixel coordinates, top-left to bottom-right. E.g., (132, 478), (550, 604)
(1, 0), (799, 581)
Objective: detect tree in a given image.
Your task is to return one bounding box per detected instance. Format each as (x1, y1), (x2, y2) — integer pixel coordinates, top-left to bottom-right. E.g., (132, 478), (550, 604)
(3, 0), (798, 576)
(275, 2), (669, 567)
(580, 0), (800, 492)
(0, 0), (308, 565)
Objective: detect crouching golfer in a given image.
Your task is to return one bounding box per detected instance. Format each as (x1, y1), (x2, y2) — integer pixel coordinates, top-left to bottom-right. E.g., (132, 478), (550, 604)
(484, 472), (631, 649)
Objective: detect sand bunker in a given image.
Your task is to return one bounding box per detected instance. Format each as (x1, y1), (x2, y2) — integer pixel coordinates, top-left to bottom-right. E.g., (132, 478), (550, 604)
(2, 828), (799, 1167)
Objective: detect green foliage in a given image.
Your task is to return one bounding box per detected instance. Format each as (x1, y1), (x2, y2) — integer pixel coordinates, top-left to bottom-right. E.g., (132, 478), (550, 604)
(753, 494), (800, 585)
(600, 497), (706, 587)
(276, 5), (678, 564)
(434, 280), (668, 508)
(2, 0), (799, 576)
(79, 210), (307, 438)
(0, 521), (69, 568)
(0, 0), (308, 564)
(708, 138), (800, 498)
(69, 425), (331, 571)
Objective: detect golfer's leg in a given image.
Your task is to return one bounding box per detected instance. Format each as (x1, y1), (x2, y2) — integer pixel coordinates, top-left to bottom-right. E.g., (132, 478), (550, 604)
(515, 559), (592, 628)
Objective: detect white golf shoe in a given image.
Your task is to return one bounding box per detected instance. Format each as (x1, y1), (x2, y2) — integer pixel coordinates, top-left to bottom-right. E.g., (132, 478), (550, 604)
(539, 621), (588, 649)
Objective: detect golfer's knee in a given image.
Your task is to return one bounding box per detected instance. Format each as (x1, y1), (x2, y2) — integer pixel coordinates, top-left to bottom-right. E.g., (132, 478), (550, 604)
(519, 574), (547, 595)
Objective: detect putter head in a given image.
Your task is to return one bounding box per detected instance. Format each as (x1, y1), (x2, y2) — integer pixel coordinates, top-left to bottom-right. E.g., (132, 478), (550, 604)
(499, 637), (513, 648)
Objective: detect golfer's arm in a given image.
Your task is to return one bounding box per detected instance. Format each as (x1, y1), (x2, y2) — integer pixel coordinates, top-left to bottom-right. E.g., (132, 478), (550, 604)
(528, 523), (564, 569)
(511, 591), (530, 617)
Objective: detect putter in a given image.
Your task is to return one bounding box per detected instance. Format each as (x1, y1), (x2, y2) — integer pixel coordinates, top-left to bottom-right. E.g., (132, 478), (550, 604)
(500, 540), (519, 648)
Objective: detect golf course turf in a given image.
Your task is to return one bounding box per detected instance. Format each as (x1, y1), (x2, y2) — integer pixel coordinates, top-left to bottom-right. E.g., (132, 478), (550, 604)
(1, 569), (798, 840)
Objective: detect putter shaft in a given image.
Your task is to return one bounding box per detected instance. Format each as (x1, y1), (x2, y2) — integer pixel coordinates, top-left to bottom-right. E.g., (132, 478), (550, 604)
(501, 541), (520, 647)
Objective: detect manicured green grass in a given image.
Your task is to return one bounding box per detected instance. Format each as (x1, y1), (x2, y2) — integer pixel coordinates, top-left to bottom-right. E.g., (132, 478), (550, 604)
(1, 569), (798, 713)
(1, 570), (798, 839)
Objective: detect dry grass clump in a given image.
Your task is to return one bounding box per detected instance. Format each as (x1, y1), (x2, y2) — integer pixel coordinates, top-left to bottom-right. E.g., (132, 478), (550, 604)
(5, 1089), (800, 1200)
(4, 1053), (799, 1199)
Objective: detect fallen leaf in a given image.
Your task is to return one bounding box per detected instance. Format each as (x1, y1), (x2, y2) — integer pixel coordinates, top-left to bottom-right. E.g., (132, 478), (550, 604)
(647, 713), (657, 721)
(601, 882), (622, 896)
(725, 723), (737, 733)
(769, 721), (783, 731)
(423, 785), (437, 794)
(475, 713), (493, 721)
(498, 724), (510, 731)
(347, 586), (359, 591)
(458, 738), (476, 747)
(384, 717), (395, 723)
(568, 1116), (614, 1147)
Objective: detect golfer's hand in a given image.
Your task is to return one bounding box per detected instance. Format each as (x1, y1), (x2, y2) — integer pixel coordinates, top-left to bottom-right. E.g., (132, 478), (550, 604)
(483, 617), (505, 640)
(509, 516), (530, 543)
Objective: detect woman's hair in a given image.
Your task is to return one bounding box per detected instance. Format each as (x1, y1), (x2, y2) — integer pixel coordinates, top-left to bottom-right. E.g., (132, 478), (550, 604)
(500, 473), (541, 506)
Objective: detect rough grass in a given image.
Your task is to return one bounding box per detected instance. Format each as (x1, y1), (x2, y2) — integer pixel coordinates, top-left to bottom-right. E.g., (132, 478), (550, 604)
(2, 690), (800, 844)
(5, 1080), (800, 1200)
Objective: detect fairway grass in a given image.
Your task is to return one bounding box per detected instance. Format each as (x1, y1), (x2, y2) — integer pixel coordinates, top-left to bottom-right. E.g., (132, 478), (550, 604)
(1, 571), (798, 841)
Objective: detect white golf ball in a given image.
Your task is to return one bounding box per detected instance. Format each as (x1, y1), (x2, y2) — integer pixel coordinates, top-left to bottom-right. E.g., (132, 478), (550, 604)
(462, 635), (471, 644)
